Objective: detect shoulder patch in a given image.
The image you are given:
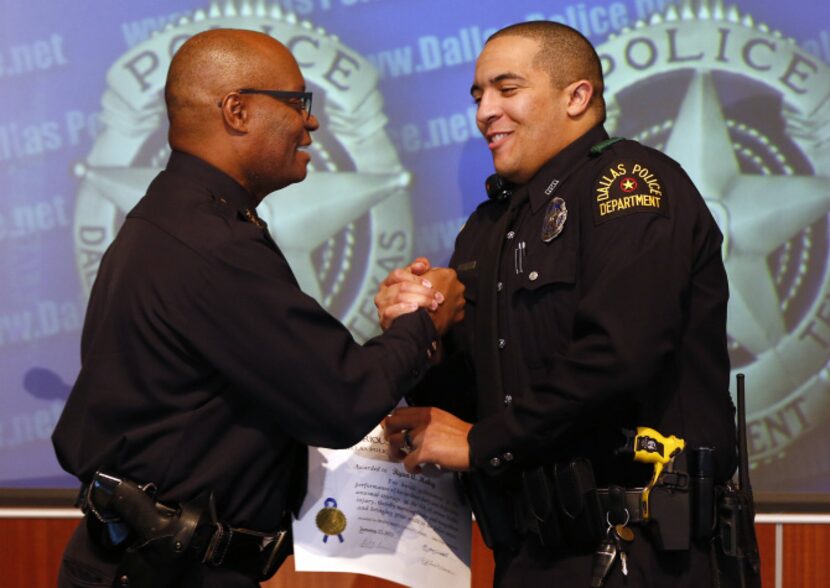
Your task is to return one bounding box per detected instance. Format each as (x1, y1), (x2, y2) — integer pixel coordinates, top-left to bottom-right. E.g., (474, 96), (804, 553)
(593, 159), (668, 224)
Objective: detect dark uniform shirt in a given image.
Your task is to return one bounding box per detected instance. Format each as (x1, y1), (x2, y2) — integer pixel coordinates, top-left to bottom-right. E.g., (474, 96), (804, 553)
(53, 151), (437, 532)
(414, 124), (737, 488)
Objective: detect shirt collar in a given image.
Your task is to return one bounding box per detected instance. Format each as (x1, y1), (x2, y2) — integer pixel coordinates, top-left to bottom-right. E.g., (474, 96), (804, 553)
(165, 150), (258, 211)
(525, 124), (609, 214)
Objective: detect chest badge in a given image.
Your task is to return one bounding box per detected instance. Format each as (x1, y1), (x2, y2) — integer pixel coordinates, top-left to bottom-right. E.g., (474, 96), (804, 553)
(541, 197), (568, 242)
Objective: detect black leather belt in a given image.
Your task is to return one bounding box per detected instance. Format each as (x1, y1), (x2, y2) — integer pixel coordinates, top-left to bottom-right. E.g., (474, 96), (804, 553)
(201, 518), (292, 581)
(79, 477), (292, 582)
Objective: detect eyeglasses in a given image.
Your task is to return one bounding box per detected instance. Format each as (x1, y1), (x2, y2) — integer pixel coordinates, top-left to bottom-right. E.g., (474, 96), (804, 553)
(219, 89), (313, 119)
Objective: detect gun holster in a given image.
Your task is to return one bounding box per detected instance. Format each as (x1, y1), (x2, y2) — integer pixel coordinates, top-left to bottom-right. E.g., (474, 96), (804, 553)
(87, 471), (216, 588)
(647, 452), (691, 551)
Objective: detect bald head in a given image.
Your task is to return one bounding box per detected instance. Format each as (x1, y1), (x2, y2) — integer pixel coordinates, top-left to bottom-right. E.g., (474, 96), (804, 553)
(163, 29), (317, 200)
(165, 29), (301, 144)
(488, 21), (605, 121)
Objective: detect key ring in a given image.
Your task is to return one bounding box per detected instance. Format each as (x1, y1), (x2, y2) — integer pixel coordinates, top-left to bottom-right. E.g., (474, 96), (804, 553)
(606, 508), (630, 529)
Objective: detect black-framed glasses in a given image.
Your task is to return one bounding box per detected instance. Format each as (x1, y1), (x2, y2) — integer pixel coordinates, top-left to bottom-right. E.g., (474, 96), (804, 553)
(220, 89), (313, 119)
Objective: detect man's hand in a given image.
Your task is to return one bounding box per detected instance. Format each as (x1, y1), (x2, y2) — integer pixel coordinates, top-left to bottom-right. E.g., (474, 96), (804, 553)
(384, 406), (472, 473)
(374, 257), (438, 330)
(422, 268), (465, 337)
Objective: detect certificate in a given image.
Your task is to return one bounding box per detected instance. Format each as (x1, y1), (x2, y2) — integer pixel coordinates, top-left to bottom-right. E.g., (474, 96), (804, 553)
(292, 424), (472, 587)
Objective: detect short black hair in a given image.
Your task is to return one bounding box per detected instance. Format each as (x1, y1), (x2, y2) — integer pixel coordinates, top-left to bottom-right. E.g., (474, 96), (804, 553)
(488, 21), (605, 118)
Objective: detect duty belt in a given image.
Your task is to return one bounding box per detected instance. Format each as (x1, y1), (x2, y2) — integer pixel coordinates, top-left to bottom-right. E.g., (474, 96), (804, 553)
(512, 461), (649, 553)
(79, 471), (291, 582)
(199, 519), (290, 580)
(597, 486), (646, 524)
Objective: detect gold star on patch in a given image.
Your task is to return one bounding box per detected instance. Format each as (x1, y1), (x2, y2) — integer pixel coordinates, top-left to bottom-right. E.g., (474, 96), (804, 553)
(621, 178), (637, 192)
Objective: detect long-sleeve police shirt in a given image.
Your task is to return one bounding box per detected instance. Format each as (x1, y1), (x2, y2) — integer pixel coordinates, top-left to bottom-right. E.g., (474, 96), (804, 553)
(52, 151), (437, 531)
(413, 125), (737, 486)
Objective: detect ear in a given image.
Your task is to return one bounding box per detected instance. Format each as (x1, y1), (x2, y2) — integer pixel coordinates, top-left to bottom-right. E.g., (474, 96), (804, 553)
(564, 79), (594, 118)
(218, 92), (248, 133)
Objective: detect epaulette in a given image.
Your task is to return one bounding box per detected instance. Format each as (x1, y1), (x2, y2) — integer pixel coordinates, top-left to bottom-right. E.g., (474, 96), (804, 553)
(589, 136), (625, 156)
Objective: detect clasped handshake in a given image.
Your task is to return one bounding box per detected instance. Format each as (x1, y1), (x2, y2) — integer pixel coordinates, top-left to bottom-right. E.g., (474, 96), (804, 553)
(373, 256), (465, 336)
(374, 257), (474, 474)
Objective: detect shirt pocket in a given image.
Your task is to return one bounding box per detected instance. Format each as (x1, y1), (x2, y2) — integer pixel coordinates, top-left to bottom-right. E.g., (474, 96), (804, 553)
(516, 246), (576, 292)
(515, 246), (578, 370)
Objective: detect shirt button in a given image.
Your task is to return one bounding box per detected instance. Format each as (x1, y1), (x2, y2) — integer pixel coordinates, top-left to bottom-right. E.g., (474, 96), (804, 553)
(496, 281), (503, 292)
(489, 456), (502, 468)
(529, 271), (539, 281)
(506, 231), (515, 240)
(498, 338), (506, 349)
(504, 395), (513, 406)
(503, 452), (514, 462)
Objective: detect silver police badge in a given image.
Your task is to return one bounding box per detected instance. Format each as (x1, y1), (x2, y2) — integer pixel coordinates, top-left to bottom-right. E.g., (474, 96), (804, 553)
(541, 197), (567, 242)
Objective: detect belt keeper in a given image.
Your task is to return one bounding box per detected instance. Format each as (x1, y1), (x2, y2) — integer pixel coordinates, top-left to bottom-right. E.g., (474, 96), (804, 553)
(203, 523), (233, 566)
(607, 485), (628, 525)
(260, 528), (289, 578)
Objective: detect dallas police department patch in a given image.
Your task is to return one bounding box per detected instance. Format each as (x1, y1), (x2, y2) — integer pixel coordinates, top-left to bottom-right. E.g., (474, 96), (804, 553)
(593, 159), (668, 224)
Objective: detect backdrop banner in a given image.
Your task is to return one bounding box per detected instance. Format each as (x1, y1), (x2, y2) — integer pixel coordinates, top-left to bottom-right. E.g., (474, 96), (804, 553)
(1, 0), (829, 502)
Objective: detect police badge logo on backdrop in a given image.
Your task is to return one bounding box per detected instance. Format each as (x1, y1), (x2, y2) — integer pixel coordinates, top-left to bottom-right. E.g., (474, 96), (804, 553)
(0, 0), (826, 498)
(73, 0), (413, 345)
(597, 2), (830, 484)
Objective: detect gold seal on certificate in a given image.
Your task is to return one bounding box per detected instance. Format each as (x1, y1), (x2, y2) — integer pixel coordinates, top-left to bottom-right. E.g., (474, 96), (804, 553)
(316, 497), (347, 543)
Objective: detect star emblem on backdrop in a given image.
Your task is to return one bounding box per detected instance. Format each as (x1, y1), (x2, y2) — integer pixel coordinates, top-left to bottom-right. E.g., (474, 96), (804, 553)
(74, 164), (408, 302)
(664, 71), (830, 358)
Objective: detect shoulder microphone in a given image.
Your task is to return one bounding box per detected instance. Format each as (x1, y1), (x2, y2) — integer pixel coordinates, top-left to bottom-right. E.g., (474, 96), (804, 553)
(485, 174), (513, 200)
